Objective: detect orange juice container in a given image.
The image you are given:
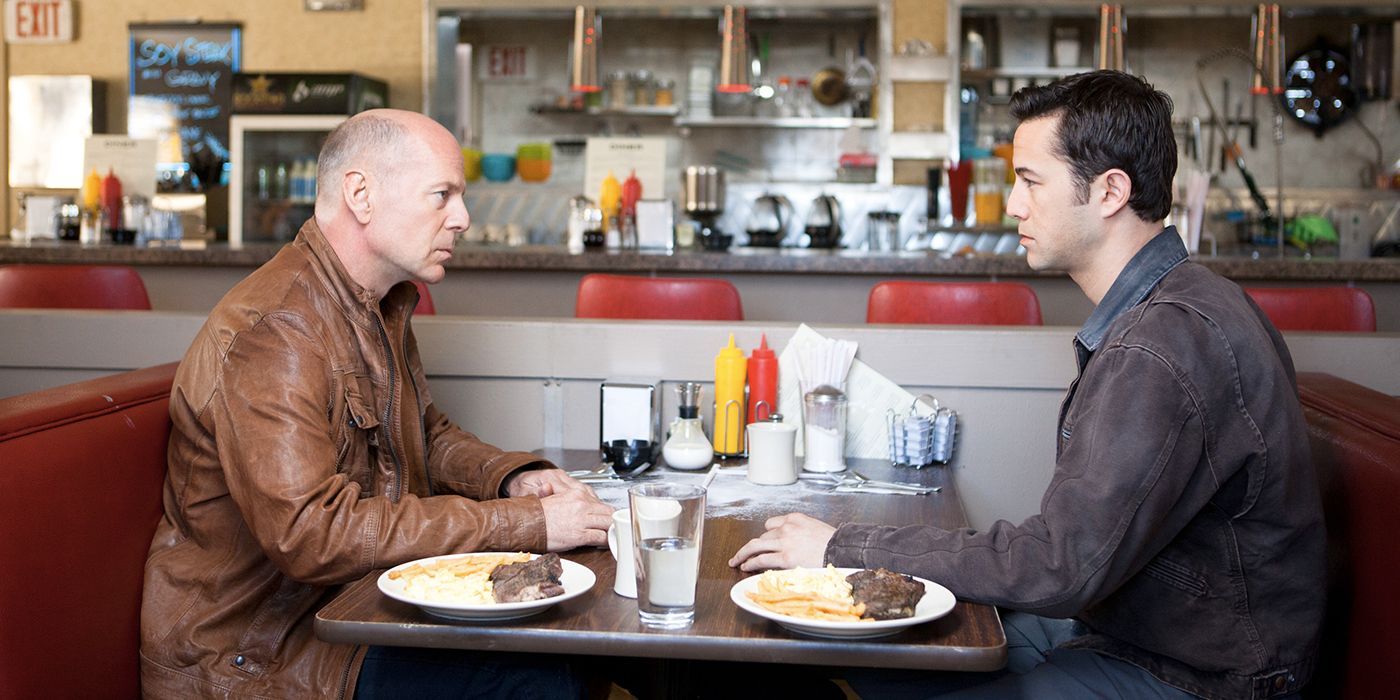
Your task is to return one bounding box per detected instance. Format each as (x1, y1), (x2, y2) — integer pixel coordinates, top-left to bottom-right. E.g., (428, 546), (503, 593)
(713, 334), (748, 457)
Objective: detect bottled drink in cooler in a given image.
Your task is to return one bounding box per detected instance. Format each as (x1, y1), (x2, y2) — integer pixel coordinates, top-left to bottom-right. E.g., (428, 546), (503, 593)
(274, 162), (289, 200)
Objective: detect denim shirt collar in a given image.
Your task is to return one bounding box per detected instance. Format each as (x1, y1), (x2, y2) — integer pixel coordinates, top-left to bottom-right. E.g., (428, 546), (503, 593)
(1074, 227), (1188, 365)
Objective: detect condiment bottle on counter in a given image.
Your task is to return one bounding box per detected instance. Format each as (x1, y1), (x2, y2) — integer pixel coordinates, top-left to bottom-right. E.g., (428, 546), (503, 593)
(80, 169), (102, 212)
(747, 334), (778, 424)
(713, 334), (748, 457)
(599, 171), (621, 231)
(100, 169), (123, 232)
(620, 170), (642, 247)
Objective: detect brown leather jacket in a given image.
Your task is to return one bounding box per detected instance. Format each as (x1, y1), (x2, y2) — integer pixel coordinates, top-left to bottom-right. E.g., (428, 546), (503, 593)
(141, 219), (552, 699)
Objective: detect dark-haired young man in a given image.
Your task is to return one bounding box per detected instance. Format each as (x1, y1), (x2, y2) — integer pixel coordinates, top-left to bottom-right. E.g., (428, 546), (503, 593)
(730, 71), (1325, 698)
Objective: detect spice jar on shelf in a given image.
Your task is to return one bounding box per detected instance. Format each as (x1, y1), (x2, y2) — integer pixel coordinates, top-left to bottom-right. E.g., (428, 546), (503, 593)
(607, 70), (630, 109)
(631, 69), (654, 106)
(654, 79), (675, 106)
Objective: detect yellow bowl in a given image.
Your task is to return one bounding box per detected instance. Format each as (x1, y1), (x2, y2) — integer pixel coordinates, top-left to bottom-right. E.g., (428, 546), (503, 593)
(462, 148), (483, 182)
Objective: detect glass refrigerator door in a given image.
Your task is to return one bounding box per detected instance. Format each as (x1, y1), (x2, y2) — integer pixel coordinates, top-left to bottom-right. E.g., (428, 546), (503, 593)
(229, 115), (345, 245)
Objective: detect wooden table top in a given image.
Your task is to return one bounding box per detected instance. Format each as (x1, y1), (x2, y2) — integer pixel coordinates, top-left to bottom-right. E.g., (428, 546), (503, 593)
(315, 451), (1006, 671)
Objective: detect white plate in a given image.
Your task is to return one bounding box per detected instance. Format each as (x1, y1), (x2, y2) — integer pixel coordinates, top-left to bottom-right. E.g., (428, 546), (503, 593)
(729, 567), (956, 639)
(378, 553), (595, 621)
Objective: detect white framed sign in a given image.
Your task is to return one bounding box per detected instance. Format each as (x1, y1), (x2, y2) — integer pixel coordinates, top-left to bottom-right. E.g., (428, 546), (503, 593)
(83, 136), (159, 200)
(584, 138), (667, 203)
(3, 0), (73, 44)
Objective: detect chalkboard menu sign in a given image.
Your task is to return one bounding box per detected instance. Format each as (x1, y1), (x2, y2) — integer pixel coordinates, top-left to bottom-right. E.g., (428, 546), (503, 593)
(128, 22), (241, 190)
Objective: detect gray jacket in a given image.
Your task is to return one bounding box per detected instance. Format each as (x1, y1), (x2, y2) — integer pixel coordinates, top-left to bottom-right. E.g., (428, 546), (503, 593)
(827, 230), (1325, 699)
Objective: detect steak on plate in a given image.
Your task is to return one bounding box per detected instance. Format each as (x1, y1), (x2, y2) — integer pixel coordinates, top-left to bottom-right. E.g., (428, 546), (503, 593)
(846, 568), (925, 620)
(490, 553), (565, 603)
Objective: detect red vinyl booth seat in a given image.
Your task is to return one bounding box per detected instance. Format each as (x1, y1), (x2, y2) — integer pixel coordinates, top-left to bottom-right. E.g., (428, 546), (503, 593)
(1244, 286), (1376, 332)
(1297, 373), (1400, 699)
(412, 280), (436, 315)
(575, 273), (744, 321)
(0, 363), (176, 699)
(867, 281), (1044, 326)
(0, 264), (153, 310)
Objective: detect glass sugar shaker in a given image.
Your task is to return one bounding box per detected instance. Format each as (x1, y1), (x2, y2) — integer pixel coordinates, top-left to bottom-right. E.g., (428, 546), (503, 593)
(802, 384), (847, 473)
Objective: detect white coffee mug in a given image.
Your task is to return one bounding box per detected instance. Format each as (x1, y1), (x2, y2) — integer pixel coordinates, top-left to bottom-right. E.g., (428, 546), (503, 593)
(746, 421), (798, 485)
(633, 498), (682, 540)
(607, 509), (637, 598)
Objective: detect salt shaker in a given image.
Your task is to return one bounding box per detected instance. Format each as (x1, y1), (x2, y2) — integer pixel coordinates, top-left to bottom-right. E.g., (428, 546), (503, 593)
(802, 385), (847, 472)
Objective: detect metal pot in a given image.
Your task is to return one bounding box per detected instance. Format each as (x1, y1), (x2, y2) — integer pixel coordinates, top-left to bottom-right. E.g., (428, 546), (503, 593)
(803, 194), (843, 248)
(682, 165), (725, 217)
(745, 193), (794, 247)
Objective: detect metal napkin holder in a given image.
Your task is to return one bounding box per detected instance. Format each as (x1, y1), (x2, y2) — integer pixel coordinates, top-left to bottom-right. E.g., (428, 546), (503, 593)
(888, 394), (957, 468)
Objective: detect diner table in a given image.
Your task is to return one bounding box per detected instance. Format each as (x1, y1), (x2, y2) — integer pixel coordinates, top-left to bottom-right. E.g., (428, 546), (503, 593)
(315, 449), (1007, 673)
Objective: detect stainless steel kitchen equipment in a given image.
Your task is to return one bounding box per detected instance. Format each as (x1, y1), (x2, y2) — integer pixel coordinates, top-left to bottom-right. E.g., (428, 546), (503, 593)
(866, 210), (901, 252)
(682, 165), (725, 217)
(803, 194), (843, 248)
(745, 193), (794, 247)
(682, 165), (730, 250)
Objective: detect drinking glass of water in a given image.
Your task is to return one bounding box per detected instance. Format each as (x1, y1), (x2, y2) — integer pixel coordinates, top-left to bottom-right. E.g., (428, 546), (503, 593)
(628, 482), (706, 629)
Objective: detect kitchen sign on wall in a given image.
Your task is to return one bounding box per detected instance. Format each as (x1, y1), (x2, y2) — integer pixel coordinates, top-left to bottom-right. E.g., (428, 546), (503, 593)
(478, 45), (534, 81)
(3, 0), (74, 43)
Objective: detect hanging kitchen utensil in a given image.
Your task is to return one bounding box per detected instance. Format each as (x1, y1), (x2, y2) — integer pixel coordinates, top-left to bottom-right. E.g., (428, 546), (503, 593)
(1283, 38), (1358, 137)
(811, 66), (849, 106)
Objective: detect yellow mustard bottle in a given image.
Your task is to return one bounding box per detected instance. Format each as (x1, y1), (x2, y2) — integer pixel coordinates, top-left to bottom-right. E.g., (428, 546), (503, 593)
(713, 333), (747, 456)
(81, 168), (102, 211)
(599, 171), (621, 231)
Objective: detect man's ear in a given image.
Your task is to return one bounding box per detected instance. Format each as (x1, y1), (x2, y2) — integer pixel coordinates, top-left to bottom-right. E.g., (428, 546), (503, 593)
(1095, 169), (1132, 220)
(343, 170), (372, 225)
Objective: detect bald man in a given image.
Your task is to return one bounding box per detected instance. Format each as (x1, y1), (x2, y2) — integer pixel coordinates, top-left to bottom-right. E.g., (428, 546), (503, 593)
(140, 110), (610, 699)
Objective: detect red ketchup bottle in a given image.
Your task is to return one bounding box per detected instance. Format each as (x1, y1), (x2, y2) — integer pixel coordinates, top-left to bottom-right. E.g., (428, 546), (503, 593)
(620, 169), (642, 219)
(100, 168), (123, 231)
(747, 334), (778, 424)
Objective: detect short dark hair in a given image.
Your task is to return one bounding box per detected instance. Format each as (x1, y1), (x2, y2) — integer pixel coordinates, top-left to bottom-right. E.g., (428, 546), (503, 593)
(1008, 70), (1176, 223)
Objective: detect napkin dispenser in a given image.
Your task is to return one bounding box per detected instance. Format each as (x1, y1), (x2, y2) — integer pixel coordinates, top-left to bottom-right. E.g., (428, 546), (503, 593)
(599, 378), (661, 446)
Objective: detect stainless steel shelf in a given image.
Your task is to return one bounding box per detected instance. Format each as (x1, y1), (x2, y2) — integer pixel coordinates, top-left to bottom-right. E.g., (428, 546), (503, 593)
(675, 116), (877, 129)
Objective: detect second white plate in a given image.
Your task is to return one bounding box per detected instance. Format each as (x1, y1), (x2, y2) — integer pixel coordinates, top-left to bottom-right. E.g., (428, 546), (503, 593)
(730, 567), (956, 639)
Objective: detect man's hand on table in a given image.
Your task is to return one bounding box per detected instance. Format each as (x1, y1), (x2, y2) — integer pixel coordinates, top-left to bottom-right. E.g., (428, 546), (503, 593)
(506, 468), (614, 551)
(504, 467), (594, 499)
(728, 513), (836, 572)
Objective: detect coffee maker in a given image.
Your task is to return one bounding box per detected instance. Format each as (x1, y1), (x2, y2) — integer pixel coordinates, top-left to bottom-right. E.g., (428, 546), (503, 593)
(682, 165), (731, 250)
(803, 194), (843, 248)
(745, 193), (794, 247)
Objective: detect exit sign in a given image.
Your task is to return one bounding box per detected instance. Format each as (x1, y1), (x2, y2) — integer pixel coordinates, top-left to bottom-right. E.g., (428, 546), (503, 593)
(479, 45), (534, 81)
(4, 0), (73, 43)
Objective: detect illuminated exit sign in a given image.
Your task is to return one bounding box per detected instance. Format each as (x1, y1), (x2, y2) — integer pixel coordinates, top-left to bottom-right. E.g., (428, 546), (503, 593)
(4, 0), (74, 43)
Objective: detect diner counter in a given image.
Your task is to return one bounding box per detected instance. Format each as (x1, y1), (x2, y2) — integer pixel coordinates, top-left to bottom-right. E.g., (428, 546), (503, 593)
(4, 239), (1400, 281)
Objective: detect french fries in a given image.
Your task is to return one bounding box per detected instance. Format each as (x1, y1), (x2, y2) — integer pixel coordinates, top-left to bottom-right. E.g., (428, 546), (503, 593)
(389, 552), (531, 605)
(746, 566), (868, 621)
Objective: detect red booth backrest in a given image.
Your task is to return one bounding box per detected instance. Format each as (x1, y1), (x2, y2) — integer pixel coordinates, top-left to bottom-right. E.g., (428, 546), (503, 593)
(0, 264), (153, 310)
(0, 363), (176, 700)
(1244, 287), (1376, 332)
(412, 280), (436, 315)
(1297, 372), (1400, 699)
(575, 273), (744, 321)
(867, 281), (1044, 326)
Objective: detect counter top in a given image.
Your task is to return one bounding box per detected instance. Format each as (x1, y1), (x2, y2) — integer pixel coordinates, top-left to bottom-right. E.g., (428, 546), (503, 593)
(4, 239), (1400, 282)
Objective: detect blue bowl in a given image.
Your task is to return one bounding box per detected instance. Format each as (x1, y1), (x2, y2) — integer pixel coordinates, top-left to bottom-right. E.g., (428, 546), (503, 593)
(481, 154), (516, 182)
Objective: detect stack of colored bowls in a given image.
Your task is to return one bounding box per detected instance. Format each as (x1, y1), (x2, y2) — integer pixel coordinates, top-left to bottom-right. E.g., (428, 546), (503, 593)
(481, 154), (516, 182)
(462, 147), (483, 182)
(516, 143), (552, 183)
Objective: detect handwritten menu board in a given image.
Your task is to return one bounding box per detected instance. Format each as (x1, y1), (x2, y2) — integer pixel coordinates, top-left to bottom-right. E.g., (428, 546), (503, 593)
(128, 22), (241, 189)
